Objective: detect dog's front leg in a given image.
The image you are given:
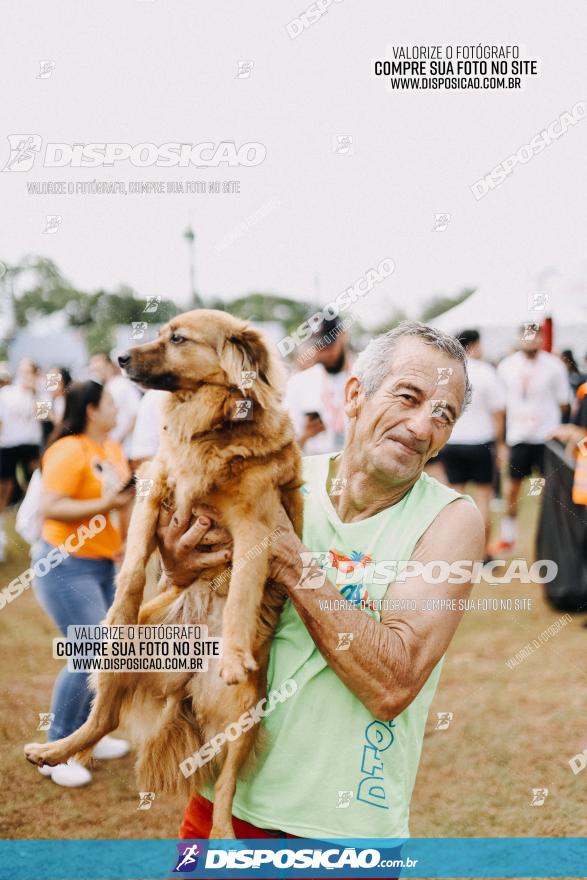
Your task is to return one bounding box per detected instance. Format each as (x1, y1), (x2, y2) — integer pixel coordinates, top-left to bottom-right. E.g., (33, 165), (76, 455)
(106, 469), (166, 625)
(216, 501), (272, 685)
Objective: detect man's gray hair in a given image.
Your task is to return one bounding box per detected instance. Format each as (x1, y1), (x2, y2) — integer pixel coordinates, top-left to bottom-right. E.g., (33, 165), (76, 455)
(353, 321), (472, 412)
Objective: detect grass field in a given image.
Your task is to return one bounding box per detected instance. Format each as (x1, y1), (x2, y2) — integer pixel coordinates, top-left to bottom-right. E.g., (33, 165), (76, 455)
(1, 487), (586, 856)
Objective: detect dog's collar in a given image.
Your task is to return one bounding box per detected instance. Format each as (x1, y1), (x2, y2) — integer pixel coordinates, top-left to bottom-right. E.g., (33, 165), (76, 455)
(189, 416), (252, 443)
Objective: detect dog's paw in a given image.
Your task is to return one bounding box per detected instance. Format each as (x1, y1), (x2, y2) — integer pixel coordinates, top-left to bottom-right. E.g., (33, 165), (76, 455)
(24, 741), (64, 768)
(219, 649), (258, 685)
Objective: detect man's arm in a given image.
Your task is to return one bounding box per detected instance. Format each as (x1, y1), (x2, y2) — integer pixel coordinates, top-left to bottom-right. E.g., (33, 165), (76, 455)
(277, 499), (484, 720)
(154, 496), (484, 720)
(555, 361), (572, 420)
(109, 382), (140, 446)
(492, 410), (507, 468)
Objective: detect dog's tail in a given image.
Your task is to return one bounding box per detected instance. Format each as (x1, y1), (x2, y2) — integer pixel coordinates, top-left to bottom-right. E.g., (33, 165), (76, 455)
(134, 694), (207, 796)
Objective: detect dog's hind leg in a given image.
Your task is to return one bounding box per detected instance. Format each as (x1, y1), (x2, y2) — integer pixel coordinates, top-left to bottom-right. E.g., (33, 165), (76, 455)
(25, 467), (167, 770)
(24, 683), (126, 768)
(210, 724), (259, 839)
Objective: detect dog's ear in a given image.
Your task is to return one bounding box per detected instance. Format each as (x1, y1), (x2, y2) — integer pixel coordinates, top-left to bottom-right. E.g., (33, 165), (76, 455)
(220, 324), (286, 409)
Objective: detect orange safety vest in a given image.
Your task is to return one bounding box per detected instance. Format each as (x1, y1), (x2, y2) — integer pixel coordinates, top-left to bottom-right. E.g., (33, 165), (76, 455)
(572, 383), (587, 505)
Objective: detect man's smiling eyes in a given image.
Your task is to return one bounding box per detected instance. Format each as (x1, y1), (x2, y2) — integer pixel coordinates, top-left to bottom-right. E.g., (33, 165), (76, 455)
(430, 403), (455, 426)
(393, 389), (455, 425)
(393, 386), (420, 404)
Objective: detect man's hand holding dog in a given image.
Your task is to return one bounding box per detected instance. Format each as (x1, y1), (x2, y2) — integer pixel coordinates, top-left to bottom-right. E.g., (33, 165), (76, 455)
(157, 503), (304, 589)
(157, 504), (234, 588)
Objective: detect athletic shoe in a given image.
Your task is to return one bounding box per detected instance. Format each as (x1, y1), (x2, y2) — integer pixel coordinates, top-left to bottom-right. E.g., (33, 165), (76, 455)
(93, 735), (130, 760)
(39, 759), (92, 787)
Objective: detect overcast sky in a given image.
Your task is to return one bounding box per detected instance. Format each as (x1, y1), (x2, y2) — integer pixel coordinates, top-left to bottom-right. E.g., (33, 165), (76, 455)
(2, 0), (586, 327)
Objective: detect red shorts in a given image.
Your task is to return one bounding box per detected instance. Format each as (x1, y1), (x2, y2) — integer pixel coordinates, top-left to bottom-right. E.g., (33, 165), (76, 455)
(179, 795), (401, 879)
(180, 796), (362, 880)
(180, 793), (300, 839)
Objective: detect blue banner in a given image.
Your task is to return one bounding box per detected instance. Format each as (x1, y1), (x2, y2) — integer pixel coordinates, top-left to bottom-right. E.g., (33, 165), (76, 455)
(2, 838), (587, 879)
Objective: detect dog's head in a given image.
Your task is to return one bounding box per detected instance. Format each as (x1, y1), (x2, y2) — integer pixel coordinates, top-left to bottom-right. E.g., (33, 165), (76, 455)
(118, 309), (286, 409)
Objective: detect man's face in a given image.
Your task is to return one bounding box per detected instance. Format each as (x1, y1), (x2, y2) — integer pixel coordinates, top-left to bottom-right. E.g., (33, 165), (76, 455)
(519, 329), (542, 356)
(347, 337), (465, 485)
(17, 361), (37, 391)
(316, 332), (347, 369)
(468, 339), (482, 359)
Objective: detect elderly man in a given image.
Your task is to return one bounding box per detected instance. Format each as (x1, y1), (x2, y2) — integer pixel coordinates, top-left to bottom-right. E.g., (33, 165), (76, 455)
(160, 322), (484, 840)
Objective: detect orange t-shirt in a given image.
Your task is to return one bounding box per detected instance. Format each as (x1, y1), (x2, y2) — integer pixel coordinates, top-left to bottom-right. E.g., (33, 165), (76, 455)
(41, 435), (130, 559)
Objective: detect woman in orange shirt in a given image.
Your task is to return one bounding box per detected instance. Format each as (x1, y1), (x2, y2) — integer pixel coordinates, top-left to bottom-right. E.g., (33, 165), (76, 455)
(32, 380), (135, 788)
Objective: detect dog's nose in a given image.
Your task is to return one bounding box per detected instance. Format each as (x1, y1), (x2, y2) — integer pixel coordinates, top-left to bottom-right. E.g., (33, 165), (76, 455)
(118, 353), (131, 368)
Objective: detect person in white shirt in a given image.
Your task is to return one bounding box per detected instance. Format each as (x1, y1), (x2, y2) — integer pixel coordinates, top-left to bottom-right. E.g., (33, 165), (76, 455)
(285, 316), (353, 455)
(493, 326), (571, 552)
(0, 359), (43, 560)
(89, 352), (141, 458)
(129, 388), (167, 465)
(440, 330), (505, 558)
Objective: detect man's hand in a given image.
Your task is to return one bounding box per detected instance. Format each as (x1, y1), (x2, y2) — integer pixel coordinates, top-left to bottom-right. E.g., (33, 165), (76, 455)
(299, 414), (326, 449)
(157, 503), (232, 588)
(156, 501), (304, 590)
(550, 423), (585, 444)
(266, 505), (305, 586)
(103, 482), (136, 511)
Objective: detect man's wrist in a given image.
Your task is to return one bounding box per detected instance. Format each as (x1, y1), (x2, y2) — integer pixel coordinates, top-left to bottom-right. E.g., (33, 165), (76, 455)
(280, 538), (308, 592)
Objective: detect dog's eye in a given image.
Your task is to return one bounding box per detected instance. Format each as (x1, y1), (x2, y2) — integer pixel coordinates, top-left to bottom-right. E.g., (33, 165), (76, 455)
(170, 333), (187, 345)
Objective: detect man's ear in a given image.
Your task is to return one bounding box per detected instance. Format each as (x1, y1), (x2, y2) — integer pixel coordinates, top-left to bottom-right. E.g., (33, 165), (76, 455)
(219, 324), (286, 408)
(344, 376), (361, 419)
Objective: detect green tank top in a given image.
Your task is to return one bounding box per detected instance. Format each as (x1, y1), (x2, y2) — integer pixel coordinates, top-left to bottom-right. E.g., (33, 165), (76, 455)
(205, 453), (465, 838)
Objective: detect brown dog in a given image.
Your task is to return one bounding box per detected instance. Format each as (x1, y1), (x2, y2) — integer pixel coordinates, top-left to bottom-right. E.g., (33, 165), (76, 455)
(25, 309), (303, 838)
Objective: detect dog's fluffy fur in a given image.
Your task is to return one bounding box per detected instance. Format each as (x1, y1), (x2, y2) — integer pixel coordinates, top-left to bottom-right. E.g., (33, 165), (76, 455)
(25, 309), (303, 838)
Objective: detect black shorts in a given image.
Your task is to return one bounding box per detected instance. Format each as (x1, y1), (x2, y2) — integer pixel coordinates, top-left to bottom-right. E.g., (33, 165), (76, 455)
(509, 442), (545, 480)
(0, 444), (40, 481)
(441, 442), (494, 485)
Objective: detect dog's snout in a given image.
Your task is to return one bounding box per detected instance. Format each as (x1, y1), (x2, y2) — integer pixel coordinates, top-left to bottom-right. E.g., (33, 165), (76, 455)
(118, 353), (131, 369)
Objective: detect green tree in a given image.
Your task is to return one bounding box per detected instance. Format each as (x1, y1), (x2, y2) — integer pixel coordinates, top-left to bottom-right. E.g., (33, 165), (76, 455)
(3, 255), (178, 352)
(216, 292), (313, 335)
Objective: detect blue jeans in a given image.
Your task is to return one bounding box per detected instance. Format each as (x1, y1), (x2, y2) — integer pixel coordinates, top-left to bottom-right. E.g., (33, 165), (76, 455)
(32, 540), (116, 741)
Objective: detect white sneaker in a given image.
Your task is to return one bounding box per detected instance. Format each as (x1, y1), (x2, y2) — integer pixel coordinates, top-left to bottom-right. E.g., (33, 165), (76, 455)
(93, 735), (130, 760)
(39, 759), (92, 788)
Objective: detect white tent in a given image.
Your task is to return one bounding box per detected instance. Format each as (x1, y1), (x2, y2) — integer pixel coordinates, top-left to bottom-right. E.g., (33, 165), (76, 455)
(429, 289), (587, 360)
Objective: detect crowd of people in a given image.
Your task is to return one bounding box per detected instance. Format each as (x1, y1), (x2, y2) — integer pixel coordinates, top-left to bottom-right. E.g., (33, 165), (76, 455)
(0, 316), (586, 791)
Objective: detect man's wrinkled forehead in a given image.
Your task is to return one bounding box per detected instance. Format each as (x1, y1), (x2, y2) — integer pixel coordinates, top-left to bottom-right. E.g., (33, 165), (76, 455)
(381, 337), (466, 401)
